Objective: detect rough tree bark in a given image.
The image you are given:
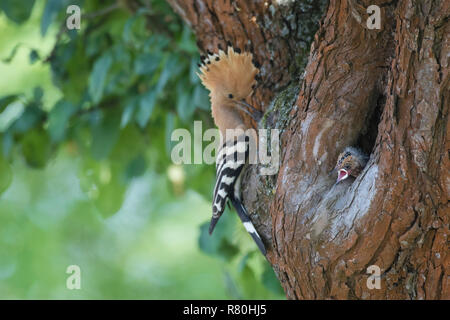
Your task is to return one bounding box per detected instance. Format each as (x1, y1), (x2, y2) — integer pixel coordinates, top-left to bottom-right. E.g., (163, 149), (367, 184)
(166, 0), (449, 299)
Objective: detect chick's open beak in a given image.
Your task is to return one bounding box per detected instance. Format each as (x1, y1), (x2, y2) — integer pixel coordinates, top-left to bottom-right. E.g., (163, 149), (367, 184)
(336, 169), (349, 183)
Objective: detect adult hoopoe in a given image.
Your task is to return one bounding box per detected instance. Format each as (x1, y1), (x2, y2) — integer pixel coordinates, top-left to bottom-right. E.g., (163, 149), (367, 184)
(197, 43), (266, 256)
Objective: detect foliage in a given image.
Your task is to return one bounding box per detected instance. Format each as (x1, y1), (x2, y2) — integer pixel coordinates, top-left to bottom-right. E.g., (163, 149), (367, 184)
(0, 0), (284, 299)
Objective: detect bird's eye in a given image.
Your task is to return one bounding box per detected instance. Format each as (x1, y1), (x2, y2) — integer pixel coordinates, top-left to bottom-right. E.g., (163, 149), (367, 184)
(228, 94), (233, 99)
(344, 164), (350, 170)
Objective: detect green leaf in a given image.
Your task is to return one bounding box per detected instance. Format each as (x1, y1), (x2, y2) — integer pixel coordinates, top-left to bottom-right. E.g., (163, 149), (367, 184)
(176, 91), (190, 122)
(136, 90), (156, 128)
(189, 57), (200, 84)
(9, 104), (45, 134)
(193, 85), (210, 111)
(198, 221), (221, 256)
(0, 0), (35, 24)
(125, 154), (147, 180)
(223, 271), (242, 299)
(165, 112), (175, 157)
(21, 127), (52, 168)
(219, 240), (240, 261)
(0, 154), (13, 195)
(91, 109), (121, 160)
(184, 164), (215, 200)
(33, 87), (43, 103)
(122, 11), (151, 48)
(156, 56), (180, 94)
(2, 43), (21, 63)
(134, 53), (161, 75)
(237, 253), (252, 273)
(176, 83), (195, 122)
(0, 95), (18, 112)
(261, 263), (285, 295)
(86, 33), (109, 58)
(178, 26), (197, 54)
(238, 265), (259, 298)
(47, 100), (76, 142)
(29, 49), (40, 64)
(78, 159), (126, 217)
(198, 210), (239, 261)
(1, 132), (13, 157)
(94, 181), (126, 218)
(122, 16), (137, 45)
(110, 125), (146, 165)
(120, 98), (137, 129)
(88, 53), (113, 105)
(41, 0), (65, 36)
(143, 35), (169, 53)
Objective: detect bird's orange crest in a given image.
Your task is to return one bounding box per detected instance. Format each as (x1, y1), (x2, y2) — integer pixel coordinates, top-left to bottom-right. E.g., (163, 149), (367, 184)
(197, 46), (259, 102)
(197, 45), (261, 134)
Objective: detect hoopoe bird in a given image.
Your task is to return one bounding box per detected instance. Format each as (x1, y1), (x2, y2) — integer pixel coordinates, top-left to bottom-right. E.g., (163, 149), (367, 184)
(335, 147), (369, 183)
(197, 43), (267, 256)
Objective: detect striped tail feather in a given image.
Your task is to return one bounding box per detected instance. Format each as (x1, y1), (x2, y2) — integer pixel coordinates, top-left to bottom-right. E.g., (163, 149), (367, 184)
(229, 196), (267, 256)
(208, 216), (220, 235)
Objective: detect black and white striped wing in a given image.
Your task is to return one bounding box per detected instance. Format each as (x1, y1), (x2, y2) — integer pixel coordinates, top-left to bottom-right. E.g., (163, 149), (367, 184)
(209, 136), (248, 234)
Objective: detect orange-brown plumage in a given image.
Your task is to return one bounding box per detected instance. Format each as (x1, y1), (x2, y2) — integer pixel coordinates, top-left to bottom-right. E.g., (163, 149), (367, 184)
(197, 46), (259, 136)
(198, 45), (266, 255)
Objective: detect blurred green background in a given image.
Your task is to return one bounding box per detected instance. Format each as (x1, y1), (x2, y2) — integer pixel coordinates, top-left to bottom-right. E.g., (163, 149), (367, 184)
(0, 0), (284, 299)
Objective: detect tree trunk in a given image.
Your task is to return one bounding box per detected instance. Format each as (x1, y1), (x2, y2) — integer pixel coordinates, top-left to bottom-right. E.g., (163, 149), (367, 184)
(167, 0), (449, 300)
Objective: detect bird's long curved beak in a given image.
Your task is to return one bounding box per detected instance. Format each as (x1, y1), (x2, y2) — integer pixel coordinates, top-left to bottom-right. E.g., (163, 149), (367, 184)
(336, 169), (349, 183)
(233, 100), (263, 123)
